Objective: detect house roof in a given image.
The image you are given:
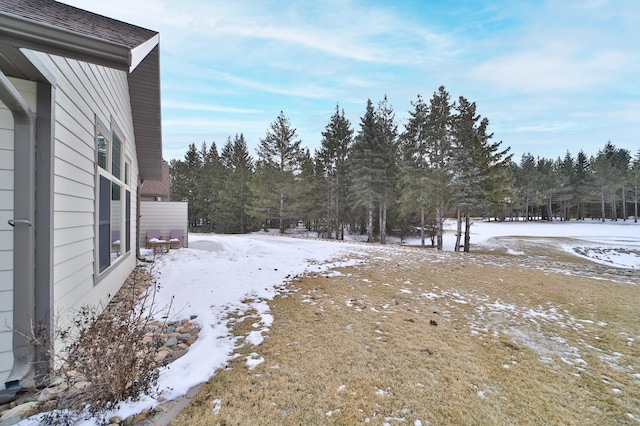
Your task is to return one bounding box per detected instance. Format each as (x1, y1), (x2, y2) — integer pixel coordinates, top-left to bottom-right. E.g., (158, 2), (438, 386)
(0, 0), (163, 180)
(141, 161), (170, 198)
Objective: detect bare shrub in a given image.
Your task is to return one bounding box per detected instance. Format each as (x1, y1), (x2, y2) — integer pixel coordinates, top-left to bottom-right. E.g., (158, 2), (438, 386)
(31, 265), (171, 424)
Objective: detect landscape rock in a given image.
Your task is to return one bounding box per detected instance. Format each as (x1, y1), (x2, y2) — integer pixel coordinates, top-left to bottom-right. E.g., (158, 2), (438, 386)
(0, 401), (38, 422)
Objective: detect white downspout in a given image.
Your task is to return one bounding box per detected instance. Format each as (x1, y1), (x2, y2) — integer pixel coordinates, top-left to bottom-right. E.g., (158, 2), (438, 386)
(0, 71), (36, 390)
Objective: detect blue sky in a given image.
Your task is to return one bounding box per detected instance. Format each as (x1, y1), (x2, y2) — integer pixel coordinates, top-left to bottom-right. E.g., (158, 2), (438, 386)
(61, 0), (639, 163)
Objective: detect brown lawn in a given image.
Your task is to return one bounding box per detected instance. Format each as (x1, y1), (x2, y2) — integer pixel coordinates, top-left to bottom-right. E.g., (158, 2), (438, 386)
(170, 244), (640, 425)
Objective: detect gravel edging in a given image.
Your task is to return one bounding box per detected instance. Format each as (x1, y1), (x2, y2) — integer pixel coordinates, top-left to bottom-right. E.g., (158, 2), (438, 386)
(0, 264), (201, 426)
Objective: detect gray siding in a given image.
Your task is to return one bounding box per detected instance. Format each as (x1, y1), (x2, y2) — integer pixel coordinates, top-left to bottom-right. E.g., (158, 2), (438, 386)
(31, 52), (139, 335)
(140, 201), (189, 248)
(0, 77), (36, 386)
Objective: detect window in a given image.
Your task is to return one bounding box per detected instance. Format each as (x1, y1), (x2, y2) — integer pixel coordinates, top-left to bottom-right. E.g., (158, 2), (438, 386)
(96, 118), (131, 275)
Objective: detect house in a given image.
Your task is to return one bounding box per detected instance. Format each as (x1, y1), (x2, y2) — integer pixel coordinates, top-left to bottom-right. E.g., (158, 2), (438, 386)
(140, 160), (170, 201)
(0, 0), (162, 395)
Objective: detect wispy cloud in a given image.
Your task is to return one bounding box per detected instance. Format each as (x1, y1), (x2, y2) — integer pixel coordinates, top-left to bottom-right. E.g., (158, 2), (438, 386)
(162, 101), (261, 114)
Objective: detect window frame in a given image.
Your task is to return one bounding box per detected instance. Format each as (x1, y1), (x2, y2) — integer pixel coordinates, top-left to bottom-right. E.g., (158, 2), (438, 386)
(94, 116), (132, 281)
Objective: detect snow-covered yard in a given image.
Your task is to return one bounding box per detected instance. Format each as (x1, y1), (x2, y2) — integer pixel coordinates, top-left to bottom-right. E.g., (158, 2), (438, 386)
(19, 220), (640, 424)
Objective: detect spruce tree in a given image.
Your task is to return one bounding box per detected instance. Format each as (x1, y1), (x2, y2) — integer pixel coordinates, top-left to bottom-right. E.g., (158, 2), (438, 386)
(317, 104), (353, 239)
(217, 134), (254, 233)
(248, 112), (304, 233)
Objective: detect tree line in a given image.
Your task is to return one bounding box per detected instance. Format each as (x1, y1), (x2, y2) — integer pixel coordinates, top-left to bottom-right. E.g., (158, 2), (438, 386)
(170, 86), (640, 250)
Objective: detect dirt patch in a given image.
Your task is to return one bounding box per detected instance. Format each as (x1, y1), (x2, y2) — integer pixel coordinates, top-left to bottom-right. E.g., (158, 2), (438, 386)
(172, 246), (640, 425)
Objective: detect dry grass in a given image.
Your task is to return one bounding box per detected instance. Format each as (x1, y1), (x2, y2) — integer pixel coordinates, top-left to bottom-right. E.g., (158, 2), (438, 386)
(171, 245), (640, 425)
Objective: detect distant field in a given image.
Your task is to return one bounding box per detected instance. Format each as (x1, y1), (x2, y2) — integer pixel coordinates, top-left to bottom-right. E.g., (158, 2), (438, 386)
(171, 243), (640, 425)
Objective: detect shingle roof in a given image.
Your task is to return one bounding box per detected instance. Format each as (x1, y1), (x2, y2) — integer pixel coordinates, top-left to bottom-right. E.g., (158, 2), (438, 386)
(0, 0), (157, 49)
(141, 161), (170, 198)
(0, 0), (163, 180)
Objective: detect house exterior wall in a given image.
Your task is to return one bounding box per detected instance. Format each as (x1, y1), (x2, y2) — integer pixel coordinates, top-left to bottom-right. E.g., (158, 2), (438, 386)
(31, 52), (139, 335)
(0, 77), (37, 386)
(140, 201), (188, 248)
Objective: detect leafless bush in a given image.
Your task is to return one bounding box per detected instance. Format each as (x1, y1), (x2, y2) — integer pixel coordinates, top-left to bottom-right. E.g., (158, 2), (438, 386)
(31, 265), (172, 424)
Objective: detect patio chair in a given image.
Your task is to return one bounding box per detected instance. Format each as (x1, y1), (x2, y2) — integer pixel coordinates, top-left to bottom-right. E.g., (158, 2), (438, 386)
(146, 230), (162, 248)
(169, 229), (185, 248)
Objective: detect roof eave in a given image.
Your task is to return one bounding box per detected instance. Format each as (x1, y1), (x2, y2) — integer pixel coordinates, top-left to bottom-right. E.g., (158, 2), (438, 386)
(0, 13), (131, 70)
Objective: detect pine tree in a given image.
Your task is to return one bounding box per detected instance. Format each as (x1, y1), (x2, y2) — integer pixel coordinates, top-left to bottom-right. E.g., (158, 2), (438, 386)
(631, 149), (640, 222)
(397, 94), (437, 246)
(374, 95), (398, 244)
(317, 104), (353, 239)
(572, 150), (591, 220)
(217, 134), (255, 233)
(169, 143), (203, 228)
(248, 112), (304, 233)
(349, 99), (381, 242)
(450, 96), (511, 250)
(198, 141), (223, 230)
(424, 86), (454, 249)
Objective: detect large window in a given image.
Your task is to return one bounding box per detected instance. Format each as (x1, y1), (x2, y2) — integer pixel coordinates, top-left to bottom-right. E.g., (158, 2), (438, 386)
(96, 119), (131, 275)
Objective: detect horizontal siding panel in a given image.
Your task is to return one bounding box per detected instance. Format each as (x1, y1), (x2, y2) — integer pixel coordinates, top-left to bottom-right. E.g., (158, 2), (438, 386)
(0, 151), (13, 170)
(0, 250), (11, 271)
(55, 122), (95, 167)
(54, 262), (94, 305)
(54, 175), (94, 200)
(53, 252), (93, 286)
(54, 150), (94, 185)
(53, 226), (93, 247)
(0, 330), (12, 352)
(0, 270), (12, 291)
(54, 211), (93, 229)
(0, 348), (12, 385)
(0, 109), (13, 127)
(0, 190), (13, 209)
(0, 230), (12, 250)
(0, 171), (13, 189)
(54, 238), (94, 266)
(0, 291), (11, 311)
(0, 129), (13, 149)
(54, 193), (95, 213)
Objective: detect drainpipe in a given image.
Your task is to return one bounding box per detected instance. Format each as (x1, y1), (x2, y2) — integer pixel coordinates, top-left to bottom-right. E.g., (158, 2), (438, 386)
(0, 72), (36, 390)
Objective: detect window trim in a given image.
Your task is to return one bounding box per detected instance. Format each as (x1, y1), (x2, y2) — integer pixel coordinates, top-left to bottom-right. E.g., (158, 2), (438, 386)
(94, 116), (132, 282)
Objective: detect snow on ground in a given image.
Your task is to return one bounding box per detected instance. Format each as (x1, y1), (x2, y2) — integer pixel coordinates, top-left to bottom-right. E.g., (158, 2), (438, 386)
(22, 220), (639, 424)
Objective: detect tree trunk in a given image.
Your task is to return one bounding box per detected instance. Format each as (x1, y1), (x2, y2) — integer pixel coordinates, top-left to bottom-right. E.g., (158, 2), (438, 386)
(367, 197), (374, 243)
(420, 208), (425, 247)
(454, 207), (462, 252)
(436, 206), (443, 250)
(547, 194), (553, 222)
(463, 214), (471, 252)
(635, 181), (638, 223)
(279, 190), (285, 233)
(600, 182), (606, 222)
(621, 184), (627, 221)
(380, 202), (387, 245)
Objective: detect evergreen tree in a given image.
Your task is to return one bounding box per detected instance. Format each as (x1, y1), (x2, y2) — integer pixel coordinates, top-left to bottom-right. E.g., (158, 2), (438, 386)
(592, 142), (630, 221)
(572, 150), (592, 219)
(248, 112), (304, 233)
(516, 153), (537, 220)
(217, 134), (255, 233)
(349, 99), (382, 242)
(631, 149), (640, 222)
(169, 143), (203, 228)
(198, 141), (223, 230)
(397, 94), (433, 246)
(450, 96), (512, 250)
(374, 95), (399, 244)
(317, 104), (353, 239)
(424, 86), (454, 250)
